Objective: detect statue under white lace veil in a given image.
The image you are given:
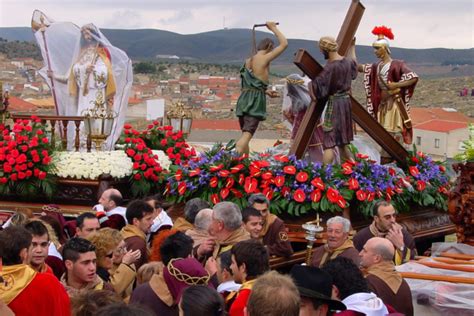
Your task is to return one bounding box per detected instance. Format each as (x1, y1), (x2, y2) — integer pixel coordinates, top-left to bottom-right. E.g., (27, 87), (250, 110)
(32, 10), (132, 150)
(282, 73), (325, 162)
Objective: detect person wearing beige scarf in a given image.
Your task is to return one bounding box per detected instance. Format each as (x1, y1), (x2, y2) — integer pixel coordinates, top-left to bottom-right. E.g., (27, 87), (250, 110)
(360, 237), (414, 316)
(353, 201), (416, 265)
(311, 216), (360, 268)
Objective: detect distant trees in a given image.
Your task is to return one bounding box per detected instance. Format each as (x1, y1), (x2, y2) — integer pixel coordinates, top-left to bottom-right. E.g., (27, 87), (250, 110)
(134, 61), (157, 74)
(0, 38), (41, 60)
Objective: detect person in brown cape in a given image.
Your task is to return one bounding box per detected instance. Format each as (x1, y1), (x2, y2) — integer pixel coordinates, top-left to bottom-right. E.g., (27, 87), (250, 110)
(311, 216), (360, 268)
(309, 36), (357, 164)
(353, 200), (416, 265)
(359, 237), (414, 316)
(248, 193), (293, 257)
(235, 21), (288, 154)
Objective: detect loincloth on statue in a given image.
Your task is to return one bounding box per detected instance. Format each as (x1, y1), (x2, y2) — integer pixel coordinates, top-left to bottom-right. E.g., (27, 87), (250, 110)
(239, 115), (261, 136)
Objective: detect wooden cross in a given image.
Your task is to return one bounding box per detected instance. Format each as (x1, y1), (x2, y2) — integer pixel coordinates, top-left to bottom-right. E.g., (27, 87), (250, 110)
(289, 0), (408, 167)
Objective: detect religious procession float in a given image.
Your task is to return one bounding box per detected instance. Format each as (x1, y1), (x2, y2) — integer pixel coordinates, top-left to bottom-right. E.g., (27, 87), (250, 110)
(1, 2), (473, 314)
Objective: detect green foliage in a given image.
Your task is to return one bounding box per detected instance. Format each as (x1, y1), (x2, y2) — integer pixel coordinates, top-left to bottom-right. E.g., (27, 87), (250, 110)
(133, 61), (157, 74)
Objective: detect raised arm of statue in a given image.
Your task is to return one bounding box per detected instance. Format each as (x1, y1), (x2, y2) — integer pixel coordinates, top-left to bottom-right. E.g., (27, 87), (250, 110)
(263, 21), (288, 62)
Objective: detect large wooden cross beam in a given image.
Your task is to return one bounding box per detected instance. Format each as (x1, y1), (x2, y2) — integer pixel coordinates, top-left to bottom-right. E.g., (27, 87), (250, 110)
(289, 0), (408, 167)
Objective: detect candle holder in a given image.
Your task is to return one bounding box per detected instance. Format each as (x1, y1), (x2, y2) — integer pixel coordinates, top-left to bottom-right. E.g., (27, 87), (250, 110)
(302, 213), (324, 265)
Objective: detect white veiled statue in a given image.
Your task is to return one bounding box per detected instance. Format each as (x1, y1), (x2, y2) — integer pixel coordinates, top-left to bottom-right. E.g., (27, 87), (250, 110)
(32, 10), (132, 150)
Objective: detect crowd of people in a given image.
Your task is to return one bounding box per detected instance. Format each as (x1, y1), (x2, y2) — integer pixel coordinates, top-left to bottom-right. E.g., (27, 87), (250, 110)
(0, 188), (417, 316)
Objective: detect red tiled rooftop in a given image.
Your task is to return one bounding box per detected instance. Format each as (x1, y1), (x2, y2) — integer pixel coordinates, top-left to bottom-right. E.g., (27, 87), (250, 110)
(410, 107), (472, 125)
(415, 120), (468, 132)
(7, 96), (37, 112)
(192, 119), (240, 131)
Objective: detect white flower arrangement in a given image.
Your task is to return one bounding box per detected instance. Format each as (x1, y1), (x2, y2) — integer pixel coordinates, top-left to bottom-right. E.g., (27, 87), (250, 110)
(152, 150), (172, 171)
(52, 151), (133, 180)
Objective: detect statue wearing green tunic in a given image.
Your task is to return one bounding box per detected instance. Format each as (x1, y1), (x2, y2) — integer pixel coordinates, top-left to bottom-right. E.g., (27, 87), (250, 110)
(236, 65), (268, 121)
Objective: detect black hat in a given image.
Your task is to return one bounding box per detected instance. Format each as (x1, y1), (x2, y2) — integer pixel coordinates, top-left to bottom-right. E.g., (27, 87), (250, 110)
(290, 265), (346, 311)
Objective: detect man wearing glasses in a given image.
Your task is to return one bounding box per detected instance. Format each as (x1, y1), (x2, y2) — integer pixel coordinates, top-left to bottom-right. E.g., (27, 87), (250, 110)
(353, 201), (416, 265)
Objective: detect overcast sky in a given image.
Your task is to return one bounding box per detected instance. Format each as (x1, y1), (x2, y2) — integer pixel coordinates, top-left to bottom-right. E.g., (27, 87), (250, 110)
(1, 0), (473, 49)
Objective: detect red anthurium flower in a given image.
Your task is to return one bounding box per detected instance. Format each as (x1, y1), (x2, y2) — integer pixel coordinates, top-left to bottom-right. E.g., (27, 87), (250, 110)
(311, 177), (325, 190)
(230, 188), (243, 198)
(438, 186), (448, 195)
(257, 160), (270, 168)
(210, 176), (218, 188)
(439, 165), (446, 172)
(345, 158), (357, 166)
(341, 162), (353, 175)
(225, 177), (235, 188)
(310, 190), (322, 203)
(386, 187), (394, 197)
(348, 178), (359, 190)
(177, 182), (187, 195)
(367, 192), (375, 202)
(411, 157), (419, 164)
(274, 175), (285, 187)
(210, 193), (220, 204)
(189, 168), (201, 177)
(281, 186), (291, 197)
(293, 189), (306, 202)
(244, 177), (258, 194)
(296, 171), (309, 183)
(409, 166), (419, 177)
(220, 188), (230, 199)
(356, 190), (367, 201)
(249, 162), (261, 176)
(218, 170), (230, 178)
(356, 153), (368, 159)
(336, 197), (347, 208)
(261, 171), (273, 180)
(388, 168), (396, 176)
(283, 165), (296, 175)
(263, 187), (274, 200)
(417, 151), (425, 158)
(416, 180), (426, 191)
(238, 174), (245, 185)
(230, 164), (244, 173)
(326, 187), (340, 203)
(274, 154), (289, 163)
(175, 169), (183, 181)
(210, 164), (224, 172)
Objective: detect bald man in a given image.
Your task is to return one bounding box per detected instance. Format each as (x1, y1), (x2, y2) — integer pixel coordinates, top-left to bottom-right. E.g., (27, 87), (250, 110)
(359, 237), (413, 316)
(96, 188), (127, 230)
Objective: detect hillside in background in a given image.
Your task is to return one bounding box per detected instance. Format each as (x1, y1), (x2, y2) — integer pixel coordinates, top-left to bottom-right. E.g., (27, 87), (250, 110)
(1, 27), (472, 77)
